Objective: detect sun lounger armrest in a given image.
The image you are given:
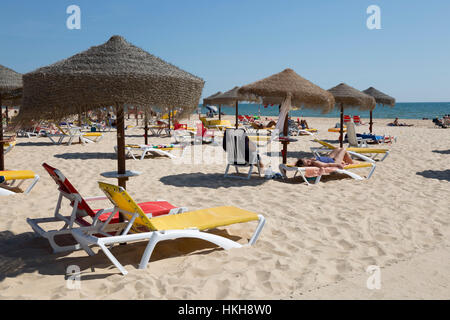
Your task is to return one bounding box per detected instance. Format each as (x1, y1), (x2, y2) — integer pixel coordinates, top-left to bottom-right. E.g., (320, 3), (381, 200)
(347, 151), (375, 163)
(84, 196), (109, 202)
(92, 207), (116, 227)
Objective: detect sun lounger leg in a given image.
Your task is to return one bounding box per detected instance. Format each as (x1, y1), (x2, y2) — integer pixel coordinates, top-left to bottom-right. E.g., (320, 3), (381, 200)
(24, 175), (40, 194)
(224, 164), (231, 177)
(380, 151), (389, 161)
(248, 215), (265, 245)
(98, 243), (128, 275)
(138, 230), (243, 271)
(367, 164), (376, 179)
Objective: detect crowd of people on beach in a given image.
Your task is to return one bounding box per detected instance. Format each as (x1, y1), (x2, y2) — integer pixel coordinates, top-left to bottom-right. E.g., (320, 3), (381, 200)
(433, 115), (450, 128)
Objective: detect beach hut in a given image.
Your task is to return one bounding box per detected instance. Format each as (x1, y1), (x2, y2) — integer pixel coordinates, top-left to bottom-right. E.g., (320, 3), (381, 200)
(21, 35), (204, 188)
(363, 87), (396, 133)
(328, 83), (376, 147)
(203, 91), (222, 119)
(0, 65), (22, 171)
(239, 68), (335, 164)
(207, 86), (259, 129)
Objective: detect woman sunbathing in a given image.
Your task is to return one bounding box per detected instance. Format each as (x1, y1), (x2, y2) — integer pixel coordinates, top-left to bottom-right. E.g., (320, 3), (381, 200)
(294, 148), (354, 169)
(388, 118), (413, 127)
(251, 120), (277, 129)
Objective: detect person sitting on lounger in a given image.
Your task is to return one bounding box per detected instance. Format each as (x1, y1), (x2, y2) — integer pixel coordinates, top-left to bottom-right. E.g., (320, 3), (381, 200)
(388, 118), (413, 127)
(294, 148), (354, 169)
(296, 118), (310, 129)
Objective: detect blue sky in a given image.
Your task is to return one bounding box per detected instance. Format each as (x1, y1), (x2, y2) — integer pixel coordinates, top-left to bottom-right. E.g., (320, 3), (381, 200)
(1, 0), (449, 102)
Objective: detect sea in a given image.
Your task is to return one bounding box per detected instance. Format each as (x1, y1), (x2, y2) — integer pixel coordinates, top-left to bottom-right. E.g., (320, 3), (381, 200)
(199, 102), (450, 120)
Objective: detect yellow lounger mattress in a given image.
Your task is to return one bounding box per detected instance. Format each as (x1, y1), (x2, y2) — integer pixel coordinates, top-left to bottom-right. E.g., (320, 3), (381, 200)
(149, 206), (259, 231)
(0, 170), (36, 181)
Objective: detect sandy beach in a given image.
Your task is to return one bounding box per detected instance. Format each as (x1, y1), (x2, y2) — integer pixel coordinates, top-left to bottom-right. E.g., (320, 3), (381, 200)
(0, 115), (449, 300)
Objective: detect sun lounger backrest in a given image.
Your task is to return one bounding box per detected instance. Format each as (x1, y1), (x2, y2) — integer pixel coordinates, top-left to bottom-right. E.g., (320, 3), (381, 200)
(42, 163), (95, 218)
(223, 128), (257, 165)
(98, 182), (155, 230)
(314, 139), (335, 149)
(54, 124), (67, 135)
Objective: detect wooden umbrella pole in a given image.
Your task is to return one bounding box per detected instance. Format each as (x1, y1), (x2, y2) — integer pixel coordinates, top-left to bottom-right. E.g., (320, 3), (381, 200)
(0, 93), (4, 171)
(168, 107), (171, 137)
(78, 112), (83, 143)
(116, 104), (127, 190)
(219, 105), (221, 120)
(282, 108), (288, 164)
(340, 103), (344, 148)
(5, 106), (8, 125)
(369, 110), (373, 133)
(136, 106), (139, 126)
(235, 101), (239, 129)
(144, 108), (149, 145)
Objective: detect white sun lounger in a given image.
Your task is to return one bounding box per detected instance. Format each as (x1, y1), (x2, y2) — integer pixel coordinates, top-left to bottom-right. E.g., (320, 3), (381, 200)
(279, 160), (376, 185)
(115, 144), (186, 160)
(71, 182), (265, 275)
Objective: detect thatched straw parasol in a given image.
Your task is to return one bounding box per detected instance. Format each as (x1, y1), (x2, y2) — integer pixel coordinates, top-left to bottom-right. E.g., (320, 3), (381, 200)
(363, 87), (395, 133)
(0, 65), (22, 171)
(239, 68), (335, 164)
(328, 83), (376, 147)
(21, 35), (204, 188)
(208, 86), (259, 128)
(203, 91), (222, 119)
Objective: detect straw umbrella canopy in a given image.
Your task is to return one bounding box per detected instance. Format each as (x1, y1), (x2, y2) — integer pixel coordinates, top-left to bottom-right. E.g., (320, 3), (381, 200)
(208, 86), (259, 128)
(203, 91), (222, 119)
(328, 83), (376, 147)
(363, 87), (396, 133)
(21, 35), (204, 188)
(0, 65), (22, 171)
(239, 68), (335, 164)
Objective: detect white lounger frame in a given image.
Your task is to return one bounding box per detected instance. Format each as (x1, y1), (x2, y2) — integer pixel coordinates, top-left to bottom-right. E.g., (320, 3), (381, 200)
(72, 207), (265, 275)
(311, 146), (389, 162)
(224, 129), (262, 180)
(47, 127), (102, 146)
(279, 150), (376, 185)
(27, 189), (186, 253)
(114, 144), (187, 160)
(279, 162), (376, 185)
(2, 173), (40, 194)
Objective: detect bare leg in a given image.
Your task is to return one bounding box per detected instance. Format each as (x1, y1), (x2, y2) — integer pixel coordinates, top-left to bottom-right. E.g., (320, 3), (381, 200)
(342, 151), (354, 164)
(328, 148), (341, 158)
(331, 148), (347, 164)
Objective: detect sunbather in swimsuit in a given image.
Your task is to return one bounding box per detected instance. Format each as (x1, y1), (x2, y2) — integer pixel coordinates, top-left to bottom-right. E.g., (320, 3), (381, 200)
(294, 148), (354, 169)
(388, 118), (413, 127)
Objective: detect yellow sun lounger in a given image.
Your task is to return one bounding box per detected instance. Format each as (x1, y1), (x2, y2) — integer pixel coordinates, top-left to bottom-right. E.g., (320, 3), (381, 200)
(0, 170), (40, 194)
(3, 140), (16, 154)
(71, 182), (265, 275)
(49, 124), (103, 145)
(312, 139), (390, 161)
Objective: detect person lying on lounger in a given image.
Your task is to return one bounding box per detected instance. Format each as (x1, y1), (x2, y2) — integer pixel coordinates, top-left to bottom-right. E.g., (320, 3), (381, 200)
(388, 118), (413, 127)
(251, 120), (277, 129)
(294, 148), (354, 169)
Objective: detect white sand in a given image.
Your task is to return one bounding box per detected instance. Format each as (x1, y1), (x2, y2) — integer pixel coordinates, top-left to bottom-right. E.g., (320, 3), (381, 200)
(0, 116), (449, 299)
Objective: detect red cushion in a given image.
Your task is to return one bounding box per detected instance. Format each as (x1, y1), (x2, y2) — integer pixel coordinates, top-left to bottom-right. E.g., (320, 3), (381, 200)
(93, 201), (178, 223)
